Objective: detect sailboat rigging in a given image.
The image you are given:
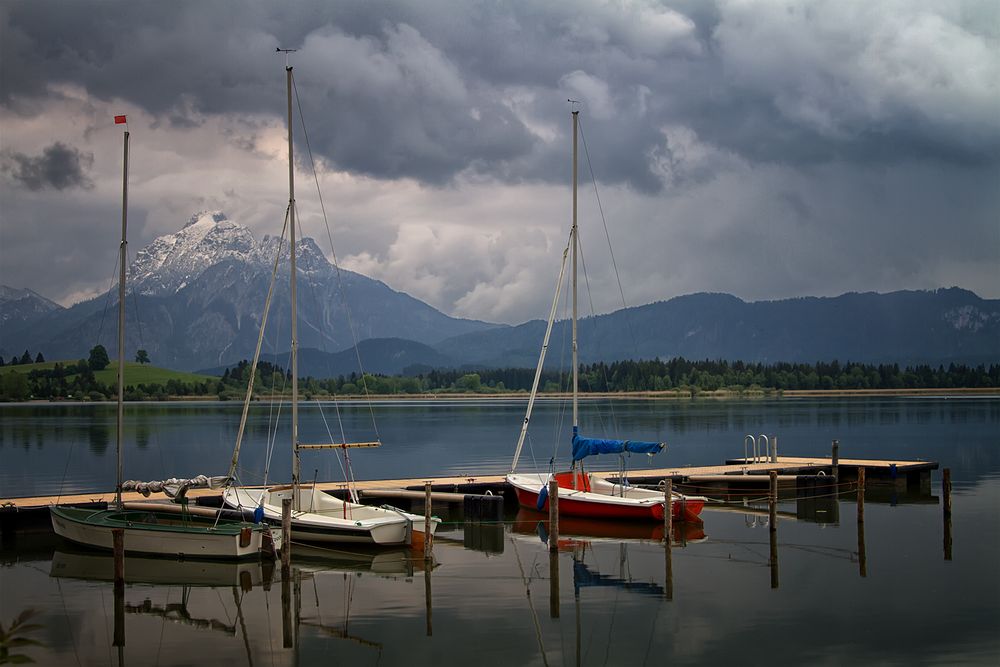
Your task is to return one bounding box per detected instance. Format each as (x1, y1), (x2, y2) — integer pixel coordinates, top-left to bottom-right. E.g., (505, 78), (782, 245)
(222, 57), (440, 546)
(506, 110), (706, 523)
(49, 121), (278, 560)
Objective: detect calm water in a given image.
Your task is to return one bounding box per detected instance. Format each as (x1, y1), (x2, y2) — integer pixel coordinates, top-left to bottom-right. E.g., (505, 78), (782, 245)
(1, 397), (999, 665)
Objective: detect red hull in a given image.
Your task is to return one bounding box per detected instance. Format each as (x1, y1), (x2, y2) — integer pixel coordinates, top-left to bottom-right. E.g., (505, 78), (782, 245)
(515, 487), (704, 522)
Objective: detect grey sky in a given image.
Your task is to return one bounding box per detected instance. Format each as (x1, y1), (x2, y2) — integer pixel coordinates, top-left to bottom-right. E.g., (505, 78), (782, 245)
(1, 0), (997, 323)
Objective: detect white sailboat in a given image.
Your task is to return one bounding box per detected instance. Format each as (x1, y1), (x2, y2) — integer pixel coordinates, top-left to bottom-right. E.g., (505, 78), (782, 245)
(222, 56), (439, 546)
(49, 119), (279, 560)
(505, 110), (706, 523)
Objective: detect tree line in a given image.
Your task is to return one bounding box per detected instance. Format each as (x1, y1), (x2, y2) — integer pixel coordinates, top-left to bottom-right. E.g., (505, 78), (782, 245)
(1, 353), (998, 401)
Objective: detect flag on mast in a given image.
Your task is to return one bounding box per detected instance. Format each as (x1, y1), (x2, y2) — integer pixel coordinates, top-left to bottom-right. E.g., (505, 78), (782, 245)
(114, 115), (127, 124)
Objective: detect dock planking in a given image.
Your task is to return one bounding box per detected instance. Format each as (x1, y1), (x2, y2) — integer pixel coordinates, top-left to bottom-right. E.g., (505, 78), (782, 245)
(1, 456), (937, 512)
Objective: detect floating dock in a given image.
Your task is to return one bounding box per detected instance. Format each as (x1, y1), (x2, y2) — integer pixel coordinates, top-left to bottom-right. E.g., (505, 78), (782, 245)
(1, 454), (938, 520)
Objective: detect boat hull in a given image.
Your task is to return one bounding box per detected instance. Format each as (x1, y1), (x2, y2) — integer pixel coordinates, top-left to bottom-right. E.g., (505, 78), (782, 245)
(223, 485), (440, 546)
(49, 506), (267, 559)
(508, 473), (705, 522)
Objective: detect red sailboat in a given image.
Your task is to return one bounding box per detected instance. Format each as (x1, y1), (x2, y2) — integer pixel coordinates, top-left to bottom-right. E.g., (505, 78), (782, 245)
(505, 109), (705, 523)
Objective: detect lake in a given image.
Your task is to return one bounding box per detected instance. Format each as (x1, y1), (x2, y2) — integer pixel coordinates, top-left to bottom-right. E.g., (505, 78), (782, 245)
(1, 396), (998, 665)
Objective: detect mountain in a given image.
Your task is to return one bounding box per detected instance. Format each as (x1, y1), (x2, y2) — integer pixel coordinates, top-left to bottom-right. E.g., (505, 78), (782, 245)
(199, 338), (455, 378)
(1, 212), (497, 370)
(0, 286), (65, 357)
(435, 289), (1000, 368)
(5, 213), (997, 373)
(0, 285), (64, 328)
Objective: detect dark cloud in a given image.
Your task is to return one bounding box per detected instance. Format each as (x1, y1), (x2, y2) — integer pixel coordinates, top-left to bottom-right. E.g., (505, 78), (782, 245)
(1, 142), (94, 191)
(3, 1), (997, 192)
(0, 1), (997, 317)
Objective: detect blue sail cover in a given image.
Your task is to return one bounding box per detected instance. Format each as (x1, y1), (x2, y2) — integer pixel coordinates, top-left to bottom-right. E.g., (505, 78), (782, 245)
(571, 433), (664, 461)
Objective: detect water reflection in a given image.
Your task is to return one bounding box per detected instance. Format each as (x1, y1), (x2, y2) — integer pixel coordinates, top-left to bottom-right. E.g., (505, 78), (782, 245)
(0, 476), (994, 667)
(3, 397), (999, 498)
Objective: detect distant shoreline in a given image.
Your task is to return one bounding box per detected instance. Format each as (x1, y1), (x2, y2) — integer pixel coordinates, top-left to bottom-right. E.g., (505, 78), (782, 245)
(11, 386), (1000, 404)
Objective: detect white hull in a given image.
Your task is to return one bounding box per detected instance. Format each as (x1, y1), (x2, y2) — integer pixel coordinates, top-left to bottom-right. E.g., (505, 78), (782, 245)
(50, 506), (268, 559)
(223, 485), (440, 546)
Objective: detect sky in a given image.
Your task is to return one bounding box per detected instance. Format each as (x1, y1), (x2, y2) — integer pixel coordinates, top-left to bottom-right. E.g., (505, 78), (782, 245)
(1, 0), (998, 325)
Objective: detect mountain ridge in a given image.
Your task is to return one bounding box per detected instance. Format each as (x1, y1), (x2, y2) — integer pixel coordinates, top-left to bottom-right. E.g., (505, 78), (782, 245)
(2, 212), (997, 370)
(0, 211), (497, 369)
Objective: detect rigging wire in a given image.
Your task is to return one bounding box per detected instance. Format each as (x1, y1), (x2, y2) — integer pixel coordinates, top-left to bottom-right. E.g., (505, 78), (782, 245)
(225, 207), (290, 486)
(291, 74), (381, 444)
(95, 251), (122, 353)
(577, 116), (638, 350)
(125, 246), (146, 356)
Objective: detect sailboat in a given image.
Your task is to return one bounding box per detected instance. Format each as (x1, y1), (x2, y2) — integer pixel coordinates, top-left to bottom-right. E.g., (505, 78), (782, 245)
(222, 56), (440, 546)
(48, 118), (279, 560)
(505, 110), (706, 523)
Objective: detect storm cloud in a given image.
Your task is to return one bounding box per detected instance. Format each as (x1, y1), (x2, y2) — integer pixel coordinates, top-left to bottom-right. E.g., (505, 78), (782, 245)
(1, 142), (94, 191)
(0, 0), (997, 323)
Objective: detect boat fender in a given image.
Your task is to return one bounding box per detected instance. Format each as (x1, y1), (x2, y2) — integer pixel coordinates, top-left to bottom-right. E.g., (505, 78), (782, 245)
(253, 505), (264, 524)
(536, 484), (548, 511)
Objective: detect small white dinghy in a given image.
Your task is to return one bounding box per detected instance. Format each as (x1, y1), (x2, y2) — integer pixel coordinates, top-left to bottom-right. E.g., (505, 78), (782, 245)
(224, 484), (436, 546)
(221, 57), (439, 548)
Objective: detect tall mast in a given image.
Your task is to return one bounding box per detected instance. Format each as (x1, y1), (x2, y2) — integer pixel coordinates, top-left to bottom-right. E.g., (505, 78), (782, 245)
(571, 111), (579, 437)
(286, 64), (300, 506)
(116, 130), (129, 509)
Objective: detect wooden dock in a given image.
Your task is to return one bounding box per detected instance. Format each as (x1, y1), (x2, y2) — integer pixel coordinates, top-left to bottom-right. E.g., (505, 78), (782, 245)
(0, 455), (937, 514)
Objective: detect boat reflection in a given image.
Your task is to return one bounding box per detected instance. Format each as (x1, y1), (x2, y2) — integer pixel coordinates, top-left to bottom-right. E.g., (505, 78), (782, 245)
(290, 543), (433, 578)
(50, 546), (274, 590)
(511, 509), (706, 550)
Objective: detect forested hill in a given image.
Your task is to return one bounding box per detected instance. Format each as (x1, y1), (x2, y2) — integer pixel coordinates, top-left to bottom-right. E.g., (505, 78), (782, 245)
(436, 288), (1000, 368)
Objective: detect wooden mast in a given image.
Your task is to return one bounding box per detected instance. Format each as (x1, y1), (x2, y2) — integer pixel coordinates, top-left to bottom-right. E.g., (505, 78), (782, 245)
(116, 129), (129, 509)
(285, 63), (300, 509)
(571, 111), (579, 442)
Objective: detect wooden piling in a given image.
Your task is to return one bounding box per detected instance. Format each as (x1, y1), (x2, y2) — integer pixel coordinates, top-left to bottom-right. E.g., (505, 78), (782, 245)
(424, 482), (433, 559)
(943, 468), (953, 561)
(664, 483), (673, 600)
(942, 468), (952, 518)
(831, 439), (840, 480)
(857, 468), (866, 523)
(281, 497), (292, 569)
(548, 479), (559, 552)
(769, 471), (778, 589)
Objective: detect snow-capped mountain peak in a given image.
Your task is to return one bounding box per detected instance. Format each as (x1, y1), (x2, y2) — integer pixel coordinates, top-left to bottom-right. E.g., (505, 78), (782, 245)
(131, 211), (273, 295)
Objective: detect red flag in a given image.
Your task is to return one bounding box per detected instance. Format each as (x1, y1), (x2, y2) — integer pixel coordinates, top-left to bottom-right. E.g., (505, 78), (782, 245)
(114, 115), (127, 124)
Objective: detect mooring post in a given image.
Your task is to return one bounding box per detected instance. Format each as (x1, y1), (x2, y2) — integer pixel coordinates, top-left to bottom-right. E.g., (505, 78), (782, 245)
(857, 467), (866, 523)
(112, 528), (125, 649)
(664, 482), (673, 600)
(771, 435), (778, 463)
(943, 468), (953, 561)
(424, 482), (433, 559)
(664, 481), (673, 539)
(281, 497), (292, 569)
(942, 468), (952, 518)
(548, 479), (559, 552)
(831, 439), (840, 481)
(857, 467), (867, 577)
(769, 470), (779, 589)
